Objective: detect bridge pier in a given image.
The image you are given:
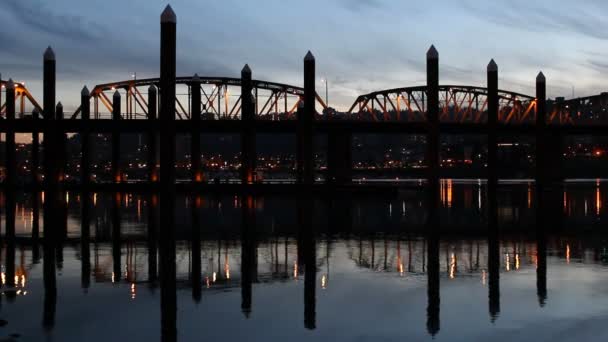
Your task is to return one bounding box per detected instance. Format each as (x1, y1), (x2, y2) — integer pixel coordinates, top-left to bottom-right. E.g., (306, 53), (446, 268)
(327, 129), (352, 184)
(191, 74), (202, 182)
(112, 91), (121, 183)
(241, 65), (256, 184)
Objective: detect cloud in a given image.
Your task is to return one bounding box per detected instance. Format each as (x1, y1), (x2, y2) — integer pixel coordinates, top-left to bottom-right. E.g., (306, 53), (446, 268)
(4, 0), (105, 42)
(461, 0), (608, 40)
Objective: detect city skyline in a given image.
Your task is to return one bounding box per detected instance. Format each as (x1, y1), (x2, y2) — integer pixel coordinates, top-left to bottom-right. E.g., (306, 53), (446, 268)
(2, 0), (608, 112)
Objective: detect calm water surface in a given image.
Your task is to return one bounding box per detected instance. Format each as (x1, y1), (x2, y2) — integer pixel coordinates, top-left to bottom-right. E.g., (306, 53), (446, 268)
(2, 181), (608, 341)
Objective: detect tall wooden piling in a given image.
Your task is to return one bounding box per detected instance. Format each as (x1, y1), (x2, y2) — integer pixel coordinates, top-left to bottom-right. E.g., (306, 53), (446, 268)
(81, 86), (91, 186)
(191, 74), (202, 182)
(426, 45), (440, 217)
(241, 65), (256, 184)
(302, 52), (316, 185)
(148, 85), (158, 182)
(112, 91), (121, 183)
(159, 5), (177, 342)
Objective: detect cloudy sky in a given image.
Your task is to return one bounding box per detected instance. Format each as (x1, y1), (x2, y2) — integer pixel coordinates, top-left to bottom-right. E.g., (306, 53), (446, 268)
(2, 0), (608, 112)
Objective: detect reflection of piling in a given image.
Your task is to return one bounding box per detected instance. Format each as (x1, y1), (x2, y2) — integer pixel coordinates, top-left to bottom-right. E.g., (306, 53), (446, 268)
(81, 191), (91, 290)
(426, 46), (440, 235)
(488, 229), (500, 322)
(191, 75), (202, 183)
(191, 195), (202, 303)
(112, 91), (122, 183)
(81, 87), (91, 187)
(159, 6), (177, 342)
(112, 193), (122, 283)
(426, 231), (440, 337)
(241, 195), (257, 317)
(148, 86), (158, 182)
(241, 65), (256, 184)
(5, 201), (15, 301)
(536, 229), (547, 307)
(148, 194), (158, 287)
(298, 196), (316, 330)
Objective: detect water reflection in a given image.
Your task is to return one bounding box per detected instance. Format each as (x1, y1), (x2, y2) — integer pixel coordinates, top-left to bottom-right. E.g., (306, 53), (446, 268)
(3, 183), (608, 340)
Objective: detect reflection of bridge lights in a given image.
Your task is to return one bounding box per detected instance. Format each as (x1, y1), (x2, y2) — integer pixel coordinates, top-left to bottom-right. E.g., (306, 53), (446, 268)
(130, 283), (136, 300)
(293, 263), (298, 279)
(449, 253), (456, 279)
(566, 244), (571, 264)
(482, 270), (487, 285)
(1, 273), (5, 286)
(515, 254), (520, 270)
(212, 272), (217, 283)
(321, 275), (327, 289)
(505, 253), (510, 272)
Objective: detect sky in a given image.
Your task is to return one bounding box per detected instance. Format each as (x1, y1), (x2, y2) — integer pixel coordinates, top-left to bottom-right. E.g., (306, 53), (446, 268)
(2, 0), (608, 112)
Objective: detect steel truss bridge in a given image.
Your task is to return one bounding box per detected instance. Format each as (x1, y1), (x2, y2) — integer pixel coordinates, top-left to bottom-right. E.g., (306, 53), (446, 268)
(1, 79), (606, 126)
(71, 77), (326, 120)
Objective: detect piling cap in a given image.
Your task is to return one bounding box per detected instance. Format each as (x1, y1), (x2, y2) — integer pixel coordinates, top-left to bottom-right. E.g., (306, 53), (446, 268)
(427, 45), (438, 60)
(56, 102), (63, 109)
(192, 73), (200, 81)
(113, 90), (121, 98)
(536, 71), (546, 83)
(148, 85), (157, 93)
(487, 59), (498, 72)
(44, 46), (55, 61)
(161, 5), (176, 23)
(242, 64), (252, 76)
(81, 86), (90, 96)
(304, 51), (315, 62)
(6, 78), (14, 90)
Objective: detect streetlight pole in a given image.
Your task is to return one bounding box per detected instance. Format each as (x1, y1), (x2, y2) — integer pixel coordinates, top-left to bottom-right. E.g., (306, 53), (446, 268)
(321, 78), (328, 108)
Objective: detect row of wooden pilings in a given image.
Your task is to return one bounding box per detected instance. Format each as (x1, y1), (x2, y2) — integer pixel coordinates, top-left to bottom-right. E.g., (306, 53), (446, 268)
(1, 4), (556, 340)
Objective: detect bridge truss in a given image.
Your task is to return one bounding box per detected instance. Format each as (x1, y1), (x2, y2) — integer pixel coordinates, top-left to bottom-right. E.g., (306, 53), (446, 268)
(71, 76), (327, 120)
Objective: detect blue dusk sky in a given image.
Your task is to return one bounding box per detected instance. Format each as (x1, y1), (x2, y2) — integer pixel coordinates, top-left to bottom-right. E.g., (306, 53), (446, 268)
(1, 0), (608, 111)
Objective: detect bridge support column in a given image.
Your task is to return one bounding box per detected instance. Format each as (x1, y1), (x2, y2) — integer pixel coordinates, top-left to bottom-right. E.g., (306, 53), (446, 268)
(81, 87), (91, 187)
(327, 129), (352, 184)
(148, 86), (158, 182)
(159, 6), (177, 342)
(241, 65), (256, 184)
(426, 45), (440, 221)
(191, 74), (202, 182)
(112, 91), (121, 183)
